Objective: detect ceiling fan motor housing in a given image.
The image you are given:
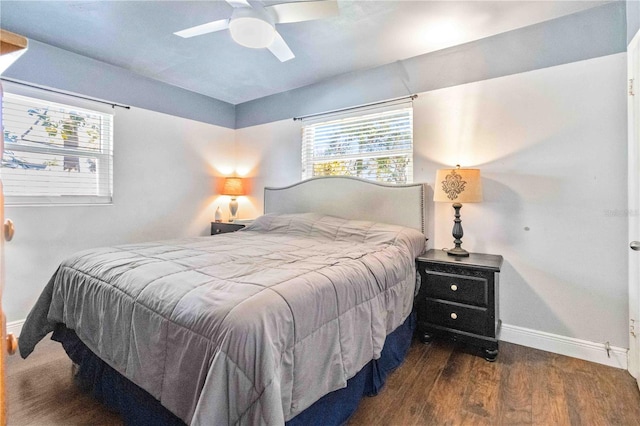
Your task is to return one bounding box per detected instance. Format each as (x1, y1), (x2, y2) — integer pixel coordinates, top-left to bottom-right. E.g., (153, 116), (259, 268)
(229, 7), (276, 49)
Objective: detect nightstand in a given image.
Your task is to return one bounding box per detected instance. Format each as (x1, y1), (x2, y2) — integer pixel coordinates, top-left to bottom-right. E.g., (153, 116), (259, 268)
(415, 249), (503, 361)
(210, 222), (245, 235)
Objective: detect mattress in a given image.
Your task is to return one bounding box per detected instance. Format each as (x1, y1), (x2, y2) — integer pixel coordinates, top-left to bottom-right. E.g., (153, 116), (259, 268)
(19, 213), (425, 425)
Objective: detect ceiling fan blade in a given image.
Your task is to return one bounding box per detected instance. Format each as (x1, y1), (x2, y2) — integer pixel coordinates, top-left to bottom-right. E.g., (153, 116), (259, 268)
(268, 31), (295, 62)
(226, 0), (252, 8)
(174, 19), (230, 38)
(266, 0), (339, 24)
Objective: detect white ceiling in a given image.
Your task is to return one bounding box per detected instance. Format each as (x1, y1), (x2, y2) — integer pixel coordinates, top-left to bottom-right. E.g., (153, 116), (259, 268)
(0, 0), (611, 105)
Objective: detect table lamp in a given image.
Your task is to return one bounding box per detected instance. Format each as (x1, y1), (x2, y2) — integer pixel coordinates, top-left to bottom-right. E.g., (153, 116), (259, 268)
(434, 165), (483, 256)
(222, 177), (245, 222)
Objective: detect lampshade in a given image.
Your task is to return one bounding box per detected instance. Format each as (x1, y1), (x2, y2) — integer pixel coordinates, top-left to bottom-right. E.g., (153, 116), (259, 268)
(222, 177), (245, 197)
(434, 166), (483, 203)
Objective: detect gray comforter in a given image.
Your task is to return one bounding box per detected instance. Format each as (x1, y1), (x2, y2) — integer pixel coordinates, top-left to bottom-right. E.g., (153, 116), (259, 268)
(19, 213), (425, 425)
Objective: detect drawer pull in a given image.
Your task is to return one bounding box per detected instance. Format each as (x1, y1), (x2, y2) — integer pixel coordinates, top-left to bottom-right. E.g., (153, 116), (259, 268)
(450, 284), (458, 291)
(450, 312), (458, 320)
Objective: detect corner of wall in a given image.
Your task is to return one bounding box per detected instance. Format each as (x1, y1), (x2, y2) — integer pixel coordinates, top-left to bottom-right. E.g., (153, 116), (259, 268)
(628, 0), (640, 44)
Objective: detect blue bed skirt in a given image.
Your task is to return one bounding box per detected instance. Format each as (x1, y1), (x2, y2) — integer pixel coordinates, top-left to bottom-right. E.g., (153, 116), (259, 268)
(52, 311), (416, 426)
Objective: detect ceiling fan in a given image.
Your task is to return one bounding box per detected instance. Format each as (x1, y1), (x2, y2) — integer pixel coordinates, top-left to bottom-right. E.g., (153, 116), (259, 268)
(174, 0), (339, 62)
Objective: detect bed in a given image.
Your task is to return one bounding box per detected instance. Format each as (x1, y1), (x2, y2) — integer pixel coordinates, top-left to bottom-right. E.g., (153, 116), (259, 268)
(18, 176), (427, 425)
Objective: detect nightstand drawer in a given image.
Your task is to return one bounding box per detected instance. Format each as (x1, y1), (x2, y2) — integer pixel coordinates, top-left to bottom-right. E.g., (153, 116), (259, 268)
(422, 271), (487, 306)
(423, 300), (488, 336)
(211, 222), (245, 235)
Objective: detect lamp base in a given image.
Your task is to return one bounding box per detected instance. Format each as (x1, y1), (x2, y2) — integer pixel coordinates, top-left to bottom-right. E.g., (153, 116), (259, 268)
(229, 198), (238, 222)
(446, 246), (470, 257)
(448, 202), (470, 257)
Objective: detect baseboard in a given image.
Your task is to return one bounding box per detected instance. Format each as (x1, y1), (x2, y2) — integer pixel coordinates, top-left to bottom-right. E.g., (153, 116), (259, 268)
(500, 323), (628, 370)
(6, 319), (24, 338)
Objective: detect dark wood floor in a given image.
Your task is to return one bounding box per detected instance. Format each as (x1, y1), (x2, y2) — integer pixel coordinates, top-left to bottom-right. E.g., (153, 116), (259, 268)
(6, 336), (640, 425)
(349, 340), (640, 425)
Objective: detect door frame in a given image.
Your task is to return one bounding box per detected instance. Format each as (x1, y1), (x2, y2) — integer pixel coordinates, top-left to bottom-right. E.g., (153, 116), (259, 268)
(0, 28), (29, 425)
(628, 31), (640, 384)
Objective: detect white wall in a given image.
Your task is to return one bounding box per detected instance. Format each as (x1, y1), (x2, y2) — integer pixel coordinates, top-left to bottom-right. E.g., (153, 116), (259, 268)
(235, 120), (303, 220)
(5, 106), (235, 322)
(235, 52), (629, 347)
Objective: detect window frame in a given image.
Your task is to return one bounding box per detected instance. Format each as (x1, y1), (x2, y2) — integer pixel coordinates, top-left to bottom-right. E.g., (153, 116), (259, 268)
(2, 83), (114, 206)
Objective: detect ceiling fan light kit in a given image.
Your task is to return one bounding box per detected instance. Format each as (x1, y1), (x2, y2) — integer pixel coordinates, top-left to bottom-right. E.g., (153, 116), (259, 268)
(174, 0), (339, 62)
(229, 8), (275, 49)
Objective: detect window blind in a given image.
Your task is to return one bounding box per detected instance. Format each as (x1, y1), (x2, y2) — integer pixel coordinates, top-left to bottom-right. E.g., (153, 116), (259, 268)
(302, 105), (413, 184)
(2, 92), (113, 204)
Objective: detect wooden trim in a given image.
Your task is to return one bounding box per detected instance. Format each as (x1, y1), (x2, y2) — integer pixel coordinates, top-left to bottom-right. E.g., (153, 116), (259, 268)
(0, 29), (27, 56)
(1, 313), (6, 425)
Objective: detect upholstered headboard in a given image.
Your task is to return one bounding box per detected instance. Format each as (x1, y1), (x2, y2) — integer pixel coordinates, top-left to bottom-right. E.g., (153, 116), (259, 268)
(264, 176), (426, 233)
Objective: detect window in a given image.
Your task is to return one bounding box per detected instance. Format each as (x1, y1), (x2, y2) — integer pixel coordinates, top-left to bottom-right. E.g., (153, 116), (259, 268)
(301, 104), (413, 184)
(2, 91), (113, 204)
